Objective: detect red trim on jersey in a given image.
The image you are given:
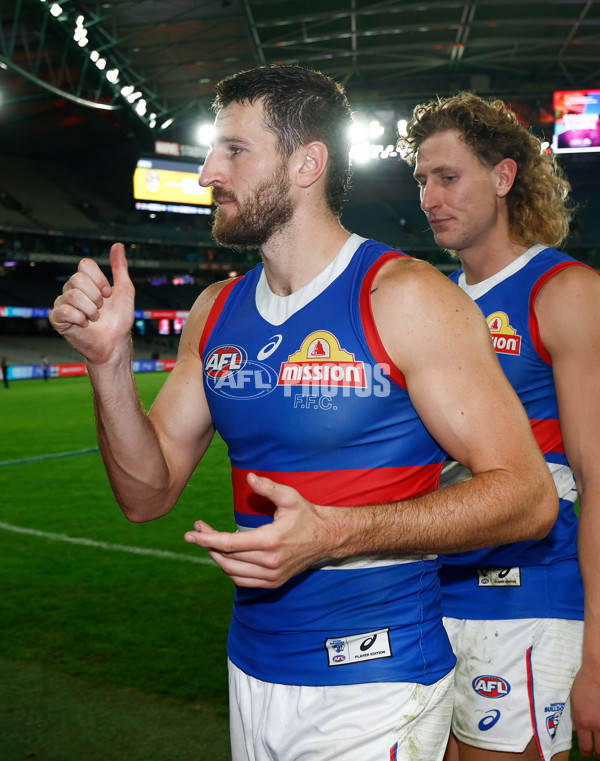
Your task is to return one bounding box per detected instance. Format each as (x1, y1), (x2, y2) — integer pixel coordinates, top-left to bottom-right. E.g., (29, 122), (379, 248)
(360, 250), (411, 389)
(530, 418), (564, 455)
(231, 463), (443, 516)
(529, 261), (593, 365)
(526, 645), (546, 760)
(198, 277), (243, 358)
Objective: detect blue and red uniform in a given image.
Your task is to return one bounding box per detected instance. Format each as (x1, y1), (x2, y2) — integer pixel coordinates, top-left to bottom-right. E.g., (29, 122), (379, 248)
(199, 234), (455, 687)
(440, 244), (589, 621)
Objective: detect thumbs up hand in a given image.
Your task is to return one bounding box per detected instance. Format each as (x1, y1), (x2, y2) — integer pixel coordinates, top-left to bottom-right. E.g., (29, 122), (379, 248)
(50, 242), (136, 366)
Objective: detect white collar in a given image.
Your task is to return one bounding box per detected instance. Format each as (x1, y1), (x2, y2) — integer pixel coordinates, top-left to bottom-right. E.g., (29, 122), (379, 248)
(458, 244), (546, 299)
(255, 233), (367, 325)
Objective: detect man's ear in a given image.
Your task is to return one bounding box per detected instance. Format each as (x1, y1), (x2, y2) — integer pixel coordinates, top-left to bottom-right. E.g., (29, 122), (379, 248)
(294, 141), (328, 188)
(494, 158), (518, 198)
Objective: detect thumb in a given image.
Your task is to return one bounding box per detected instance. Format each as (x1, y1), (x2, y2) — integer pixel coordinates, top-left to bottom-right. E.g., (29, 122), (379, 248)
(109, 242), (131, 288)
(247, 472), (299, 511)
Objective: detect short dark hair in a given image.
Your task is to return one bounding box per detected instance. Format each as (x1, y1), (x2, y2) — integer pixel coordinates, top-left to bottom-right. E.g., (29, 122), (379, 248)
(212, 65), (353, 218)
(398, 91), (574, 248)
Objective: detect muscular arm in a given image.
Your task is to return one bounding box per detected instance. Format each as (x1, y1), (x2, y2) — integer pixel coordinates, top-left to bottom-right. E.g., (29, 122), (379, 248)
(186, 258), (557, 585)
(50, 243), (225, 522)
(536, 266), (600, 756)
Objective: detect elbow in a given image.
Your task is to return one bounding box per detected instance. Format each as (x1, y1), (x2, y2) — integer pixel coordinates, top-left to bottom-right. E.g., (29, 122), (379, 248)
(528, 470), (559, 540)
(118, 497), (173, 523)
(122, 508), (153, 524)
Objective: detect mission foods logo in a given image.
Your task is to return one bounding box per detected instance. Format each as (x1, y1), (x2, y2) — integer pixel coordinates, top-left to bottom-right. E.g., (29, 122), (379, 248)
(278, 331), (367, 388)
(486, 311), (522, 356)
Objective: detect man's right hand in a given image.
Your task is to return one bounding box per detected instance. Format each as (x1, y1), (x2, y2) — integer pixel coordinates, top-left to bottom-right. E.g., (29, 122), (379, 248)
(49, 242), (135, 366)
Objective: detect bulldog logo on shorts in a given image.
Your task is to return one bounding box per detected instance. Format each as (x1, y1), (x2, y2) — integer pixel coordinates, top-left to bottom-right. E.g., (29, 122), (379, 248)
(545, 702), (565, 738)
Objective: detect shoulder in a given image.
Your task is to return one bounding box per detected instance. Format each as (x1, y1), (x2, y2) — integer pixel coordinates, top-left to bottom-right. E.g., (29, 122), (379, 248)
(371, 255), (480, 323)
(535, 260), (600, 357)
(370, 256), (492, 372)
(535, 259), (600, 315)
(178, 278), (240, 360)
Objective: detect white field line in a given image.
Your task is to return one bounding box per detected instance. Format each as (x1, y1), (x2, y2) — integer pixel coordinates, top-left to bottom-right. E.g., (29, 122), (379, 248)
(0, 521), (216, 566)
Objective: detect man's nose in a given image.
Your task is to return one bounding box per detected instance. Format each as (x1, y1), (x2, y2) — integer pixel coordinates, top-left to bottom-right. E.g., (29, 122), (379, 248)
(199, 150), (221, 188)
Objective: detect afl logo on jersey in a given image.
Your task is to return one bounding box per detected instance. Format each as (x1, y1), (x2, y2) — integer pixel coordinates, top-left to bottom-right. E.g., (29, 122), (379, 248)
(486, 312), (522, 356)
(473, 675), (511, 698)
(204, 344), (278, 399)
(204, 345), (246, 378)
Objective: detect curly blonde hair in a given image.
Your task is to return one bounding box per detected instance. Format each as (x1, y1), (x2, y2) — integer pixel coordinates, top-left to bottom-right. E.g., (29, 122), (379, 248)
(398, 92), (574, 248)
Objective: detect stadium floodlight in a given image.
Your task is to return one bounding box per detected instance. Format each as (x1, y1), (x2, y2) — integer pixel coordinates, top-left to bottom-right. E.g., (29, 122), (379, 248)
(160, 117), (175, 130)
(120, 85), (134, 97)
(73, 16), (88, 47)
(369, 120), (385, 139)
(349, 119), (368, 144)
(105, 68), (119, 84)
(127, 91), (143, 103)
(349, 143), (372, 164)
(95, 58), (107, 71)
(90, 50), (100, 62)
(135, 99), (147, 116)
(50, 3), (63, 17)
(197, 122), (215, 146)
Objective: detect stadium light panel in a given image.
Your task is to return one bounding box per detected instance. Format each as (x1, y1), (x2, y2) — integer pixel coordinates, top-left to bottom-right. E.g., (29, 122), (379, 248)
(197, 123), (215, 146)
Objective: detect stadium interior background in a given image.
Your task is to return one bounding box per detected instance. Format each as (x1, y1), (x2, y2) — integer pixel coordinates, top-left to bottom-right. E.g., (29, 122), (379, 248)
(2, 0), (600, 369)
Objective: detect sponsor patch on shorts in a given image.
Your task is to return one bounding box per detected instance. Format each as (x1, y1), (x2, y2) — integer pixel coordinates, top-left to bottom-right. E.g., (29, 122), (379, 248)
(477, 567), (521, 587)
(325, 628), (392, 667)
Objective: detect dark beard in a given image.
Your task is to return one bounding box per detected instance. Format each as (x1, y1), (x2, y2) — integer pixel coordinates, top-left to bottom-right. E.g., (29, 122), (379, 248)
(210, 162), (294, 251)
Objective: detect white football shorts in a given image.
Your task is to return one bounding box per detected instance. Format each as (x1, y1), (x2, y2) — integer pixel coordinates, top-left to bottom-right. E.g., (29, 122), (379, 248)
(228, 659), (455, 761)
(444, 617), (583, 758)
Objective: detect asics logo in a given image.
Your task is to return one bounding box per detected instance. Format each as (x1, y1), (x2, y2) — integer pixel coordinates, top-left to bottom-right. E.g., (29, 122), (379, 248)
(257, 334), (283, 360)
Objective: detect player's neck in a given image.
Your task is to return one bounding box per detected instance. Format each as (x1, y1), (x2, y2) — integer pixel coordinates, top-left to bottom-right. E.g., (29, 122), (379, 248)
(260, 210), (351, 296)
(459, 233), (530, 286)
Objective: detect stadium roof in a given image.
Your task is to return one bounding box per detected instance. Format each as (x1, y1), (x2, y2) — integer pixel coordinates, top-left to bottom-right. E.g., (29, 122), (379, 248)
(2, 0), (600, 156)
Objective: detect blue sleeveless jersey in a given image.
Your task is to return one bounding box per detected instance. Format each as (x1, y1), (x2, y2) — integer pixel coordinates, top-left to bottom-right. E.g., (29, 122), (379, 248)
(199, 235), (455, 686)
(440, 245), (590, 620)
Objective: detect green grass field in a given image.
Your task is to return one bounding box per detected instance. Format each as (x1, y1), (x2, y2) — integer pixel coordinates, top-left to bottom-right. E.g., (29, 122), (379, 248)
(0, 374), (585, 760)
(1, 373), (234, 760)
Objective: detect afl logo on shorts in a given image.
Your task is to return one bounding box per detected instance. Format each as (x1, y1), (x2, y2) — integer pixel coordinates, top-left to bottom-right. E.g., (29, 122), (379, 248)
(472, 675), (511, 699)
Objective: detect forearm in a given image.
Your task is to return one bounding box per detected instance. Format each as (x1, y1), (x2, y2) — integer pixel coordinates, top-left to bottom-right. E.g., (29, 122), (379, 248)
(87, 347), (174, 522)
(578, 489), (600, 670)
(322, 467), (556, 559)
